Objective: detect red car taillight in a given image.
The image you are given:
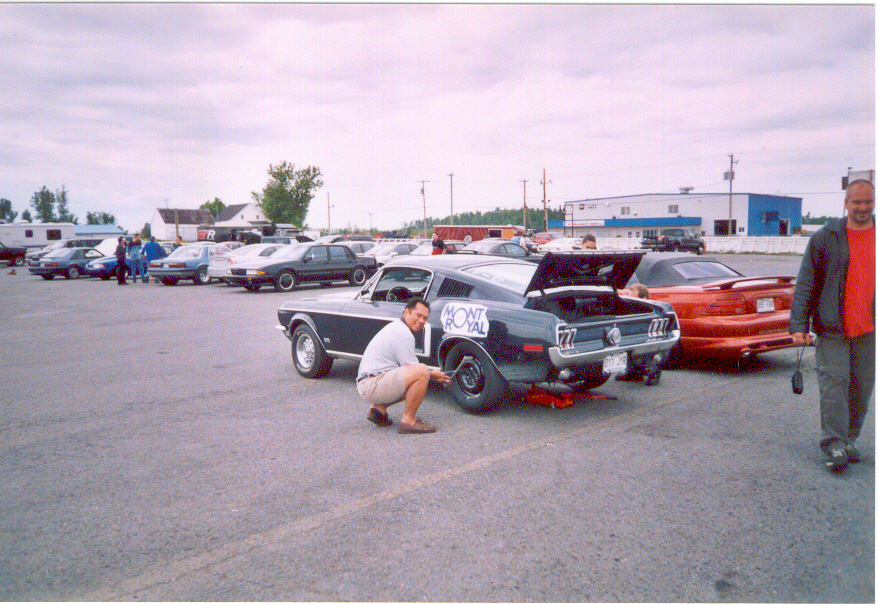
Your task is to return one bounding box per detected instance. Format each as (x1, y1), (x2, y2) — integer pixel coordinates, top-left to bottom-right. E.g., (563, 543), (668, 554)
(705, 294), (746, 315)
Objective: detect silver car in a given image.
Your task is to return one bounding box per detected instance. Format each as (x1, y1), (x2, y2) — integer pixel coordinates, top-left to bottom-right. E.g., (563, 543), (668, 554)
(208, 243), (285, 283)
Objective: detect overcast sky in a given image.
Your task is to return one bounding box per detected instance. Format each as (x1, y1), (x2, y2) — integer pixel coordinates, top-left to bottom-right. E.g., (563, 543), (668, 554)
(1, 3), (874, 234)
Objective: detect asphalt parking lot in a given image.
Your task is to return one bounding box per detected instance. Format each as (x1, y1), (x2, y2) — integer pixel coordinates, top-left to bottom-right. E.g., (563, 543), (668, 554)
(0, 254), (873, 602)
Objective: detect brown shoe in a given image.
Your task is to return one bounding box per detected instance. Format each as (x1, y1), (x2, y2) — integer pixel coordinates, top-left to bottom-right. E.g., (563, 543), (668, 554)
(397, 418), (436, 434)
(367, 407), (393, 427)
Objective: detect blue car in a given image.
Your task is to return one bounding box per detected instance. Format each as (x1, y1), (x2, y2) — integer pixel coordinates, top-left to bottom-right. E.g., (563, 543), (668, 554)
(148, 243), (220, 285)
(85, 243), (174, 280)
(28, 247), (105, 280)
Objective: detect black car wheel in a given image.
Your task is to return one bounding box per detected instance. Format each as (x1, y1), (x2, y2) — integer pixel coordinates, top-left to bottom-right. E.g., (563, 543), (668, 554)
(161, 277), (178, 286)
(444, 341), (508, 413)
(193, 266), (210, 285)
(349, 267), (368, 287)
(291, 323), (333, 378)
(66, 265), (80, 279)
(275, 270), (298, 293)
(696, 246), (705, 255)
(42, 274), (53, 280)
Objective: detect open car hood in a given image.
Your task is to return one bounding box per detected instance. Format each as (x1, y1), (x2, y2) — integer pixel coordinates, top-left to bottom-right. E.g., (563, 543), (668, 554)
(524, 250), (645, 294)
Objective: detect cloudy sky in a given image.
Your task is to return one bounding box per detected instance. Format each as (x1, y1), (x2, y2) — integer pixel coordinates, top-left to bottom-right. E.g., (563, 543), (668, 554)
(1, 3), (874, 233)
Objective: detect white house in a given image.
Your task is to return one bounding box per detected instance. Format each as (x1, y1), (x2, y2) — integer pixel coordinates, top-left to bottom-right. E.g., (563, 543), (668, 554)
(150, 208), (215, 242)
(214, 203), (269, 228)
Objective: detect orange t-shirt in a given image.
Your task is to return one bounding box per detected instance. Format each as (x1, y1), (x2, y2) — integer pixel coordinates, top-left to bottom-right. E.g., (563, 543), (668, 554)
(844, 226), (875, 338)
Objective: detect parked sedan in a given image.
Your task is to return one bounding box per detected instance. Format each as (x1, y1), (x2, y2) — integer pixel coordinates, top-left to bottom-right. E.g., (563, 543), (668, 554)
(277, 251), (680, 413)
(537, 237), (582, 253)
(458, 238), (539, 261)
(364, 241), (419, 266)
(148, 243), (220, 285)
(28, 247), (104, 280)
(225, 243), (377, 292)
(628, 252), (797, 365)
(208, 243), (284, 283)
(85, 242), (174, 280)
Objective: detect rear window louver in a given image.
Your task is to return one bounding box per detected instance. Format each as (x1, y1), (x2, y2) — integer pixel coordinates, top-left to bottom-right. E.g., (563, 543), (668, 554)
(437, 277), (474, 298)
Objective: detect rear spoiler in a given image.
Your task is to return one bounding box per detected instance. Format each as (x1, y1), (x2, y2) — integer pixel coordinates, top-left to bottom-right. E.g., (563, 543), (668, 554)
(703, 275), (795, 291)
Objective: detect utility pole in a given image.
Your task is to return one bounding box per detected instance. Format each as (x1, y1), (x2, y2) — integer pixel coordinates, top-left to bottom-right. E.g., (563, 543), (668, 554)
(448, 174), (454, 226)
(368, 212), (374, 234)
(418, 180), (429, 237)
(724, 154), (738, 236)
(541, 169), (551, 232)
(327, 192), (334, 234)
(520, 179), (528, 231)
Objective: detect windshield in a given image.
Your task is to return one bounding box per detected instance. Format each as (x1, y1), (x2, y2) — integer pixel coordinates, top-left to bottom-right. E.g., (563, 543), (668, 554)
(673, 261), (741, 281)
(167, 245), (206, 259)
(460, 262), (537, 295)
(366, 243), (399, 256)
(462, 240), (498, 252)
(270, 245), (308, 260)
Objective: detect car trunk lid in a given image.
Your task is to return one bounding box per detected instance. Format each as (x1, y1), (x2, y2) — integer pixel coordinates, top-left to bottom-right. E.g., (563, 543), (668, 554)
(524, 250), (645, 294)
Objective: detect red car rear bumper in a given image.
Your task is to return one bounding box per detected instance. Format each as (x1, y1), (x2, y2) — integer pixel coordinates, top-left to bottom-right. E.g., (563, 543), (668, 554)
(680, 313), (796, 360)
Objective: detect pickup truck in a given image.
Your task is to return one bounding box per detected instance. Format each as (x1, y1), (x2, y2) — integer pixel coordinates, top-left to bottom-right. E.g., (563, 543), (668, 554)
(640, 228), (705, 254)
(0, 241), (27, 266)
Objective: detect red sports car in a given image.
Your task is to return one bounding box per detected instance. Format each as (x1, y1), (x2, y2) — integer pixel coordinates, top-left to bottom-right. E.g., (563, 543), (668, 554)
(628, 253), (797, 365)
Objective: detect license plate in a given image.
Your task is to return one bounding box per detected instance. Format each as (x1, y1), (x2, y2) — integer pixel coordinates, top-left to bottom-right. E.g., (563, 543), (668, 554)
(602, 351), (628, 374)
(757, 297), (775, 313)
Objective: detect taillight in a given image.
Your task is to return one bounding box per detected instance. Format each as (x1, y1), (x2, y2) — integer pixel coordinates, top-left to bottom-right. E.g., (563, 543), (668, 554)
(705, 294), (746, 315)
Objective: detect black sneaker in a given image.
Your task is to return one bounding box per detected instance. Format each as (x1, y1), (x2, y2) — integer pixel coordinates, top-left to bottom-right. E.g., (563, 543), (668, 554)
(826, 446), (848, 472)
(844, 443), (862, 463)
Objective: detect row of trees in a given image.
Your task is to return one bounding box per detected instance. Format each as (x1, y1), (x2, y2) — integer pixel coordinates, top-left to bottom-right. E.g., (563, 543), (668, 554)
(404, 207), (564, 233)
(1, 187), (116, 225)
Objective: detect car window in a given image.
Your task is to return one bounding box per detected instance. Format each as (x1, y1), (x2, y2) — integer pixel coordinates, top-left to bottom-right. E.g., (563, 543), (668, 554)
(306, 247), (329, 262)
(504, 244), (525, 256)
(329, 246), (350, 261)
(259, 246), (281, 256)
(364, 267), (433, 302)
(85, 249), (103, 258)
(672, 261), (741, 281)
(461, 262), (537, 295)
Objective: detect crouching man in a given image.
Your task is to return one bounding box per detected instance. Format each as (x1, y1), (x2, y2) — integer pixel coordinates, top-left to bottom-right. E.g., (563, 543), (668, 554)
(356, 298), (450, 434)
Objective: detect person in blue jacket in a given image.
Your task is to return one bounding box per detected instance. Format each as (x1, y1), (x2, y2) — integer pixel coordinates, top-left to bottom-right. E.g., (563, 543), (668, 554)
(127, 234), (145, 283)
(141, 236), (165, 283)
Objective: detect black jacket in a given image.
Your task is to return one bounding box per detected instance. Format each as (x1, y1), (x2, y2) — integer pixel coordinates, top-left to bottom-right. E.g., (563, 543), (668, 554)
(790, 217), (874, 336)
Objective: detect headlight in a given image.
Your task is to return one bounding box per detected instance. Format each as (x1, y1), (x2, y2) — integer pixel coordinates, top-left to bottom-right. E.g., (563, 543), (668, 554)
(246, 269), (266, 276)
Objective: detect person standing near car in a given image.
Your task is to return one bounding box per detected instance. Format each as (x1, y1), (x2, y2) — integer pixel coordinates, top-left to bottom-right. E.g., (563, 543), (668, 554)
(141, 236), (164, 283)
(431, 231), (445, 255)
(790, 179), (875, 472)
(127, 234), (145, 283)
(114, 236), (128, 285)
(356, 298), (450, 433)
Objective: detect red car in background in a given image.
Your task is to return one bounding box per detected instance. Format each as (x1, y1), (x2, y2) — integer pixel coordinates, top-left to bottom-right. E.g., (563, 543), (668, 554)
(530, 232), (563, 246)
(628, 253), (798, 366)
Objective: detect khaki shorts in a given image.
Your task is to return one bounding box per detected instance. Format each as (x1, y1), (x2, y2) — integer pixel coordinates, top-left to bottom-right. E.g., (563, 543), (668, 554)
(357, 366), (408, 405)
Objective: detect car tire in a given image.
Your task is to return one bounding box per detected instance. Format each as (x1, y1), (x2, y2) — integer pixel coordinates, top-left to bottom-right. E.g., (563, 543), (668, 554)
(644, 366), (662, 386)
(66, 265), (80, 279)
(161, 277), (178, 286)
(274, 271), (298, 293)
(696, 246), (705, 255)
(244, 283), (261, 291)
(14, 256), (25, 266)
(662, 342), (682, 369)
(193, 266), (210, 285)
(444, 341), (508, 413)
(42, 274), (53, 280)
(577, 370), (611, 390)
(349, 267), (368, 287)
(100, 275), (111, 281)
(291, 323), (333, 378)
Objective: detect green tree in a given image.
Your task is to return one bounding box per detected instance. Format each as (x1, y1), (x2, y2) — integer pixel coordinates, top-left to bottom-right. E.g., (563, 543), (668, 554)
(55, 185), (77, 224)
(200, 197), (226, 219)
(252, 162), (323, 226)
(86, 211), (116, 225)
(0, 198), (17, 222)
(140, 223), (151, 239)
(30, 186), (56, 222)
(21, 209), (32, 223)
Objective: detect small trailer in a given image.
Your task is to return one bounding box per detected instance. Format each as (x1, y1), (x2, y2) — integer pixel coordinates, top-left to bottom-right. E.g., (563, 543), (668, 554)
(0, 222), (76, 249)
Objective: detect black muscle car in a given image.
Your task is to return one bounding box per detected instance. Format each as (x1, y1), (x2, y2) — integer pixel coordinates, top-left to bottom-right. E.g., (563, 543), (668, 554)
(277, 251), (681, 413)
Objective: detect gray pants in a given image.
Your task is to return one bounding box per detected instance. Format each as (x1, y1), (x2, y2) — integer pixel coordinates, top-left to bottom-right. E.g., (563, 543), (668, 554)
(815, 331), (875, 452)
